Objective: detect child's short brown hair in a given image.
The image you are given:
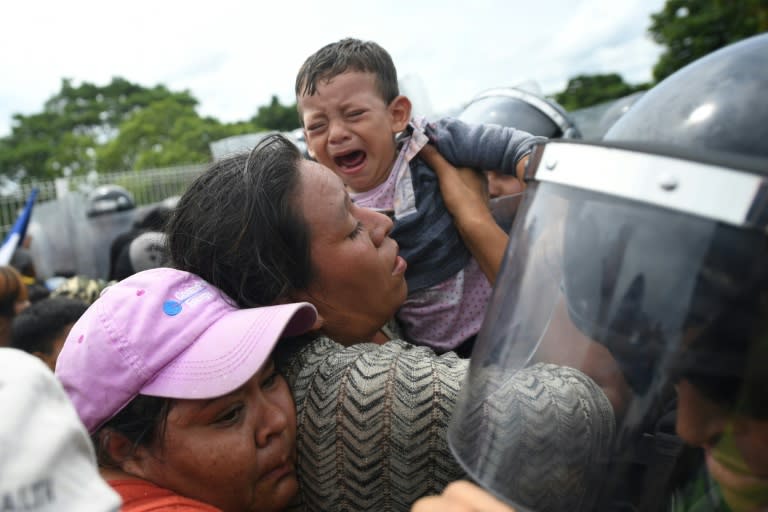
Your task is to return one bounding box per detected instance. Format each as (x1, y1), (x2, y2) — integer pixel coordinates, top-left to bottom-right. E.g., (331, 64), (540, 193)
(295, 38), (400, 109)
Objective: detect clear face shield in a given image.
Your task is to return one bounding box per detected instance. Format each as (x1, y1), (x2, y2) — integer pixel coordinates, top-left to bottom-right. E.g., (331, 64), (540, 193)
(448, 141), (768, 512)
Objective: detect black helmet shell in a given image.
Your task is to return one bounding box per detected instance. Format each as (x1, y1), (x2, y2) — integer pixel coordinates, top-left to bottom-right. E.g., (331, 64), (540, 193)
(605, 33), (768, 160)
(86, 185), (136, 218)
(459, 87), (581, 139)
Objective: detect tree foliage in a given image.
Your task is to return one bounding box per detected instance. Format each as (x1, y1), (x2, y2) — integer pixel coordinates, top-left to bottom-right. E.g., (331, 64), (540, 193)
(97, 98), (255, 171)
(0, 77), (297, 179)
(552, 0), (767, 112)
(553, 74), (651, 111)
(649, 0), (768, 81)
(251, 95), (300, 132)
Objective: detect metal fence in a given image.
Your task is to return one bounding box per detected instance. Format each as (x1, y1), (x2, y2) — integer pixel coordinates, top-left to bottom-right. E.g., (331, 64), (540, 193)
(0, 163), (207, 239)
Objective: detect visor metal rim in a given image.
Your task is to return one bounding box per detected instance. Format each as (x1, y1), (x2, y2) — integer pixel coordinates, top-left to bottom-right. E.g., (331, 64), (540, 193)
(529, 141), (768, 231)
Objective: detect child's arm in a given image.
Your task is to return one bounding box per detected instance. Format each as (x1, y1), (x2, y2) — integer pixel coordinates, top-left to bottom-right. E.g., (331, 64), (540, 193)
(427, 118), (545, 178)
(419, 144), (508, 284)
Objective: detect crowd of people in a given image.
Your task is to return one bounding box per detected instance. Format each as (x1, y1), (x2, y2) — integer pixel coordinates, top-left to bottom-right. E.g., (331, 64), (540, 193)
(1, 32), (767, 512)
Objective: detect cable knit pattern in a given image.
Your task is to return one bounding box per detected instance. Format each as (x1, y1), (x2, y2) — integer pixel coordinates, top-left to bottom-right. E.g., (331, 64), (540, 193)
(450, 363), (616, 512)
(275, 337), (615, 512)
(276, 336), (468, 512)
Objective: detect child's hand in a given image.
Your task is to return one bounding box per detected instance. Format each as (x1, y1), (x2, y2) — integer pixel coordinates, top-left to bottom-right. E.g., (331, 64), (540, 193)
(411, 481), (516, 512)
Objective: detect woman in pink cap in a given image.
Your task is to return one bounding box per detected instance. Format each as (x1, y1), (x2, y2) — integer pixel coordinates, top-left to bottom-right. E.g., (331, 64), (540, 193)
(55, 267), (318, 511)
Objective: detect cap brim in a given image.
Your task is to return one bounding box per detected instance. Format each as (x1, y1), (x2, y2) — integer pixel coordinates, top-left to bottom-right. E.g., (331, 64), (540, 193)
(141, 302), (316, 400)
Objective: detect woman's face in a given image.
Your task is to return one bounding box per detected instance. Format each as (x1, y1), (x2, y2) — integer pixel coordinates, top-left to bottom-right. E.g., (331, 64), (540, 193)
(294, 160), (408, 343)
(133, 359), (298, 512)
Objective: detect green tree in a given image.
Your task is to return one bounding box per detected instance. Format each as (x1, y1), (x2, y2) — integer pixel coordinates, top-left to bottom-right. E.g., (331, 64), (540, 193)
(554, 74), (651, 111)
(98, 98), (256, 171)
(44, 77), (198, 142)
(649, 0), (768, 81)
(1, 77), (298, 179)
(0, 111), (70, 179)
(0, 77), (201, 179)
(251, 95), (300, 131)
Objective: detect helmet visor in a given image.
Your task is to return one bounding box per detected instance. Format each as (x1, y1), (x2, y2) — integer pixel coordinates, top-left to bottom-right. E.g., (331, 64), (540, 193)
(448, 142), (768, 511)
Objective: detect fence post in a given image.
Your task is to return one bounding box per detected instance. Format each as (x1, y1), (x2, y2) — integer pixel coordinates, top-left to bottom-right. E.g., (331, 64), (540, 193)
(55, 177), (70, 198)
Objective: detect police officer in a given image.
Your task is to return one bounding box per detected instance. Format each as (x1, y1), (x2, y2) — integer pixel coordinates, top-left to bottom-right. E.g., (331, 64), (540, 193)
(441, 33), (768, 512)
(458, 87), (581, 228)
(85, 185), (136, 280)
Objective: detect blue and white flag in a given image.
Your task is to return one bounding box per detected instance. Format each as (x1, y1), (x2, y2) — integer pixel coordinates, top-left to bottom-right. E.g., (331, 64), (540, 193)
(0, 188), (39, 266)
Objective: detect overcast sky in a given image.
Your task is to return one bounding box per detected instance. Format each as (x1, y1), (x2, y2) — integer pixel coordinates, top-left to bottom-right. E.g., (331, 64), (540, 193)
(1, 0), (666, 137)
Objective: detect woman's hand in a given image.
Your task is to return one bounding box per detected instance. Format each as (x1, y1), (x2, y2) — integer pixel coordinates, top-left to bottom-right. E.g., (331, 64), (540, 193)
(411, 481), (516, 512)
(419, 144), (509, 284)
(418, 144), (489, 221)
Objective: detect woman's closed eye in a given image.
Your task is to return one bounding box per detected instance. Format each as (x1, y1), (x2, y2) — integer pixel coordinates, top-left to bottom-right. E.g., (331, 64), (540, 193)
(348, 221), (364, 239)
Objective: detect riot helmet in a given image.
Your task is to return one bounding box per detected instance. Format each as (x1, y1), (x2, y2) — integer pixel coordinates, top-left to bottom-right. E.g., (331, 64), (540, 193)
(85, 185), (136, 218)
(595, 91), (645, 138)
(85, 185), (137, 279)
(458, 87), (581, 139)
(448, 34), (768, 512)
(604, 33), (768, 159)
(457, 86), (579, 220)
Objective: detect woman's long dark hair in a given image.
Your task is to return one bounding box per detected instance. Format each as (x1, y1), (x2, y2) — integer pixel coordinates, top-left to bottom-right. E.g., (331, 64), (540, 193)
(167, 134), (312, 307)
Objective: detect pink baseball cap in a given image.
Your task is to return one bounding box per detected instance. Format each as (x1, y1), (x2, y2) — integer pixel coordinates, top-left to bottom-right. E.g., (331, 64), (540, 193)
(55, 267), (317, 433)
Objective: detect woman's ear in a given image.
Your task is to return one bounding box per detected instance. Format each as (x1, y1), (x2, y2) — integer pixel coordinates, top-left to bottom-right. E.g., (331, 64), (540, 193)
(388, 95), (412, 133)
(284, 292), (326, 332)
(308, 313), (325, 331)
(100, 430), (152, 478)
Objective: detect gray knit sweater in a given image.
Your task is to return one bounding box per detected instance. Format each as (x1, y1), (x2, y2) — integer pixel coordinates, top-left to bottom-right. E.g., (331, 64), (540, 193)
(276, 336), (467, 511)
(275, 336), (615, 512)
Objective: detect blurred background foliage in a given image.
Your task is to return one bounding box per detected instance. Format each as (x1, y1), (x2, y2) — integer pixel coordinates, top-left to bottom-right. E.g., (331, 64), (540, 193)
(1, 0), (766, 181)
(0, 77), (298, 180)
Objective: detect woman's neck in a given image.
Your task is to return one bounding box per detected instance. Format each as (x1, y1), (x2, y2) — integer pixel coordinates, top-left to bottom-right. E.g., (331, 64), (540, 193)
(320, 316), (386, 346)
(370, 330), (390, 345)
(100, 467), (144, 482)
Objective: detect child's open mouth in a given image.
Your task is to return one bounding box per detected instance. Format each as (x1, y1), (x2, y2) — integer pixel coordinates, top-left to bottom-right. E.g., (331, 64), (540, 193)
(334, 150), (367, 172)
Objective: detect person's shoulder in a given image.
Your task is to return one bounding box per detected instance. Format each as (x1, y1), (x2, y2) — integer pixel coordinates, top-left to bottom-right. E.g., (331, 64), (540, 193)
(111, 479), (221, 511)
(278, 334), (468, 382)
(281, 333), (416, 359)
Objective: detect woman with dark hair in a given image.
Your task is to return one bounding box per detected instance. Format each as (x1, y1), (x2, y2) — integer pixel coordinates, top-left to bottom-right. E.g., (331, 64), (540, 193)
(0, 265), (30, 346)
(169, 136), (509, 346)
(167, 134), (616, 512)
